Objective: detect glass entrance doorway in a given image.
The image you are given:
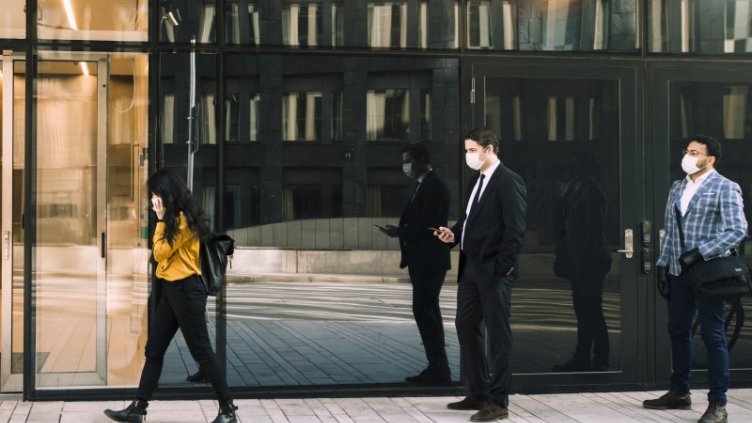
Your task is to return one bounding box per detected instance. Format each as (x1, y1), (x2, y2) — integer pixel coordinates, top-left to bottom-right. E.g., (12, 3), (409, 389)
(469, 60), (647, 387)
(29, 52), (150, 390)
(1, 52), (25, 392)
(650, 62), (752, 385)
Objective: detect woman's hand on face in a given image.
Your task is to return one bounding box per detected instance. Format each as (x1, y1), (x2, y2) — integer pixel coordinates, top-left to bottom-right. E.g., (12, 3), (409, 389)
(151, 195), (166, 220)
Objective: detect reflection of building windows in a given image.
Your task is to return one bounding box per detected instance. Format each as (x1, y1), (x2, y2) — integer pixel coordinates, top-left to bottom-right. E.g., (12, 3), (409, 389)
(366, 169), (409, 217)
(467, 1), (493, 49)
(225, 78), (260, 143)
(225, 94), (240, 142)
(543, 0), (581, 51)
(283, 169), (342, 220)
(547, 96), (578, 141)
(283, 92), (322, 141)
(282, 76), (342, 142)
(332, 2), (344, 46)
(161, 93), (175, 144)
(367, 89), (409, 141)
(367, 73), (432, 141)
(201, 93), (217, 145)
(368, 2), (408, 48)
(226, 1), (260, 45)
(725, 0), (752, 52)
(332, 91), (343, 141)
(199, 4), (217, 43)
(283, 2), (322, 47)
(723, 86), (748, 139)
(283, 185), (321, 220)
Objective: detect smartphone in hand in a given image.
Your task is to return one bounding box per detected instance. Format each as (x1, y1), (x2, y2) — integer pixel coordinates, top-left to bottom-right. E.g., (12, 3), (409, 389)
(373, 224), (385, 230)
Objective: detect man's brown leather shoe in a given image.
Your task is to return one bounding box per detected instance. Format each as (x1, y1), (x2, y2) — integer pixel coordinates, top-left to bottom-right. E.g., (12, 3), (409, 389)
(470, 403), (508, 422)
(447, 396), (488, 410)
(698, 401), (727, 423)
(642, 389), (691, 410)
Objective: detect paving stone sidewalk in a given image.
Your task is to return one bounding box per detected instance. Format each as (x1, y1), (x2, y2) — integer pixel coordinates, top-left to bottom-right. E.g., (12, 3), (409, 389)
(0, 389), (750, 422)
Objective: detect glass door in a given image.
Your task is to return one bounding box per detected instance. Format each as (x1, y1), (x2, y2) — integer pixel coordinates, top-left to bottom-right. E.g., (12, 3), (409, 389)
(650, 62), (752, 385)
(31, 52), (150, 390)
(1, 52), (25, 392)
(469, 59), (647, 386)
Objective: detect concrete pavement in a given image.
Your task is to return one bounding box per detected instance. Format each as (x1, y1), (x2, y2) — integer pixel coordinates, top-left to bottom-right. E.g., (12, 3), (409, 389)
(1, 389), (751, 422)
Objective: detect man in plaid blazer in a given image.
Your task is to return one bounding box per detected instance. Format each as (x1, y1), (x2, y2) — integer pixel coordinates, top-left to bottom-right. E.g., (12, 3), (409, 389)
(644, 135), (747, 423)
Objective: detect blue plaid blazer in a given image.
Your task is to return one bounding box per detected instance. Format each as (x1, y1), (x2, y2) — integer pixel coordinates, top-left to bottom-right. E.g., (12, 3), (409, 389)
(657, 170), (748, 276)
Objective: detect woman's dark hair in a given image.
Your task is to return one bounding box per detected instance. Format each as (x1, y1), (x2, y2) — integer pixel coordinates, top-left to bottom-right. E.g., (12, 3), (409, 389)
(147, 168), (211, 245)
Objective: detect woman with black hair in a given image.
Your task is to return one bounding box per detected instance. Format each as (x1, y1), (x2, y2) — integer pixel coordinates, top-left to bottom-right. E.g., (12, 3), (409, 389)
(104, 168), (237, 423)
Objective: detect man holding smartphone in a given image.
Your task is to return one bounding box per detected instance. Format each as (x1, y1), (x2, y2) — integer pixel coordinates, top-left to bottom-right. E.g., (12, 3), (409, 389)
(378, 143), (452, 385)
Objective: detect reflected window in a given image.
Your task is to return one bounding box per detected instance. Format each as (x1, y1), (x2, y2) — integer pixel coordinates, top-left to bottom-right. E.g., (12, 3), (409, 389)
(161, 94), (176, 144)
(201, 93), (217, 145)
(283, 91), (322, 141)
(547, 96), (578, 142)
(332, 2), (344, 46)
(225, 78), (259, 143)
(199, 3), (218, 43)
(225, 94), (240, 142)
(0, 0), (25, 39)
(542, 0), (583, 51)
(283, 185), (321, 221)
(647, 0), (752, 53)
(368, 2), (408, 48)
(282, 76), (342, 142)
(37, 0), (148, 41)
(367, 73), (432, 142)
(367, 89), (409, 141)
(283, 2), (322, 47)
(226, 1), (260, 45)
(467, 1), (493, 49)
(672, 82), (752, 141)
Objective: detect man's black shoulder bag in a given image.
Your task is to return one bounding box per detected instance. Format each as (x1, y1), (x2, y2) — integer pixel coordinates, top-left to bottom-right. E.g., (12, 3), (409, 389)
(200, 233), (235, 296)
(674, 206), (751, 299)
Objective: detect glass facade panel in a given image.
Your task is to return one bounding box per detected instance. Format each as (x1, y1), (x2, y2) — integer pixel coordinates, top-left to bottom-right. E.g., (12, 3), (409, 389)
(485, 77), (622, 373)
(468, 0), (638, 51)
(648, 0), (752, 54)
(37, 0), (147, 42)
(0, 0), (25, 39)
(219, 54), (460, 387)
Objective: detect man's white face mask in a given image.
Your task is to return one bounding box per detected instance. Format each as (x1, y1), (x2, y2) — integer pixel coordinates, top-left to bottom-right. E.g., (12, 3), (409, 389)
(465, 148), (487, 171)
(402, 163), (416, 178)
(681, 154), (707, 175)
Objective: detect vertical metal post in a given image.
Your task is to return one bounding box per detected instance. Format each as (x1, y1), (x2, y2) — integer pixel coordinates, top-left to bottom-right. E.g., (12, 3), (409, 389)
(187, 37), (197, 191)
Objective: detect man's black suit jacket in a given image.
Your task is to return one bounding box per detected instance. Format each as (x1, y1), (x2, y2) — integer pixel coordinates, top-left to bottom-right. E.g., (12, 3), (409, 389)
(451, 163), (526, 281)
(397, 170), (451, 272)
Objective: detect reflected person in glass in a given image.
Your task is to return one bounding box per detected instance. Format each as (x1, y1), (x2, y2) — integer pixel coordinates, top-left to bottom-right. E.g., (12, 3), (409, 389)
(378, 143), (452, 385)
(104, 168), (238, 423)
(551, 152), (611, 372)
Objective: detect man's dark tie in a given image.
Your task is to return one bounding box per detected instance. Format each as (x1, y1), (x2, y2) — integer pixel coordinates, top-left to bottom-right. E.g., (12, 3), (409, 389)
(471, 173), (485, 208)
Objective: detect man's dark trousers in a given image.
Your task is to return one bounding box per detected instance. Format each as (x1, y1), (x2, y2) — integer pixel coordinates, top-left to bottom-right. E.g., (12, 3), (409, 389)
(455, 259), (513, 407)
(667, 273), (729, 403)
(409, 266), (449, 373)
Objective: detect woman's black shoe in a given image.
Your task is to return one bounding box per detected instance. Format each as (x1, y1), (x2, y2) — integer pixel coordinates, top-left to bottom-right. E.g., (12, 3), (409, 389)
(211, 400), (238, 423)
(104, 400), (148, 423)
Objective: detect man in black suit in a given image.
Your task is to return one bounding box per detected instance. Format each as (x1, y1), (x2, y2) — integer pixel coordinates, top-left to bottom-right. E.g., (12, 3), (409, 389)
(380, 143), (452, 385)
(436, 128), (526, 422)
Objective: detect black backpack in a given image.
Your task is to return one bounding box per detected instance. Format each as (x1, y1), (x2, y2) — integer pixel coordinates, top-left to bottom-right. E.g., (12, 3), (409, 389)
(199, 234), (235, 295)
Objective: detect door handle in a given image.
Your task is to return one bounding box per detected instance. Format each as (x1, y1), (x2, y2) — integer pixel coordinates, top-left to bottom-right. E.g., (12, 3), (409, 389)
(101, 232), (106, 259)
(616, 228), (634, 258)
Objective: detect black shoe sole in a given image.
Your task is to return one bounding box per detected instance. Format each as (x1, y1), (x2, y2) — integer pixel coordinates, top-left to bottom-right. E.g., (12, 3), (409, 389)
(642, 403), (692, 410)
